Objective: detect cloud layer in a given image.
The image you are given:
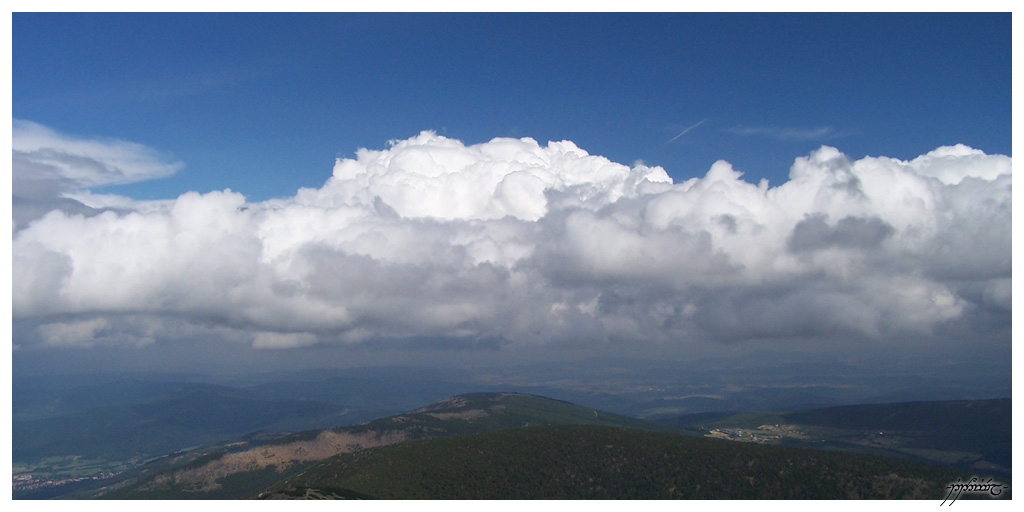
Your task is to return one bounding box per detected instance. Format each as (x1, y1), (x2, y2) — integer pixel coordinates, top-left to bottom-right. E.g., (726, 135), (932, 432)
(12, 129), (1011, 352)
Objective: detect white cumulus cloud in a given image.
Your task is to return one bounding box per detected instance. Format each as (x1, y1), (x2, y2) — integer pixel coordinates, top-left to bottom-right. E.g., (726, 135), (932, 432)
(11, 129), (1011, 352)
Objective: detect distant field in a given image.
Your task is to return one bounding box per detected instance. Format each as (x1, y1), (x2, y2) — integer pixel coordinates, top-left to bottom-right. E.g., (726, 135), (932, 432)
(675, 398), (1011, 477)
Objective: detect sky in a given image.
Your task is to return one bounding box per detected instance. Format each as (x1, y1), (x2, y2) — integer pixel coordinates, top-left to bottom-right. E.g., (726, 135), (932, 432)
(8, 12), (1014, 392)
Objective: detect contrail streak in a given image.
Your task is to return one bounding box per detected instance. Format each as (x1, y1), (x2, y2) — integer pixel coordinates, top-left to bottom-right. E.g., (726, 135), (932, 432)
(668, 118), (708, 142)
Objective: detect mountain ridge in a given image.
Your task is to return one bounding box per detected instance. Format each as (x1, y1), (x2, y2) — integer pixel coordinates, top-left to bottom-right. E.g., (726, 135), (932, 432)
(100, 391), (689, 499)
(262, 423), (983, 499)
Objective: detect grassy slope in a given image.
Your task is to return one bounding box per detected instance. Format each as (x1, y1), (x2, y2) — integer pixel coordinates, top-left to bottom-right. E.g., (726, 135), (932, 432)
(265, 424), (976, 500)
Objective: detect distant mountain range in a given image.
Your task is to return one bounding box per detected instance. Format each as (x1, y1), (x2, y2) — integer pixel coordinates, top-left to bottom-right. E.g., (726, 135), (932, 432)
(13, 382), (352, 462)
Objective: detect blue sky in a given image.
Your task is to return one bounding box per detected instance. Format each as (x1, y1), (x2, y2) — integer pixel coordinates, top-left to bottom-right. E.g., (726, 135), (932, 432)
(14, 12), (1011, 201)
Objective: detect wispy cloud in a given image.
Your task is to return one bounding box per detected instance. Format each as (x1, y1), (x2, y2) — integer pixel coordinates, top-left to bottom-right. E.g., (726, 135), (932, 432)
(12, 120), (183, 228)
(725, 125), (855, 142)
(668, 119), (708, 142)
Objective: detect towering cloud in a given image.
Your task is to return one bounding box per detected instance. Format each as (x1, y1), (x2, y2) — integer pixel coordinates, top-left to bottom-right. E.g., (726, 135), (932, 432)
(11, 129), (1011, 352)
